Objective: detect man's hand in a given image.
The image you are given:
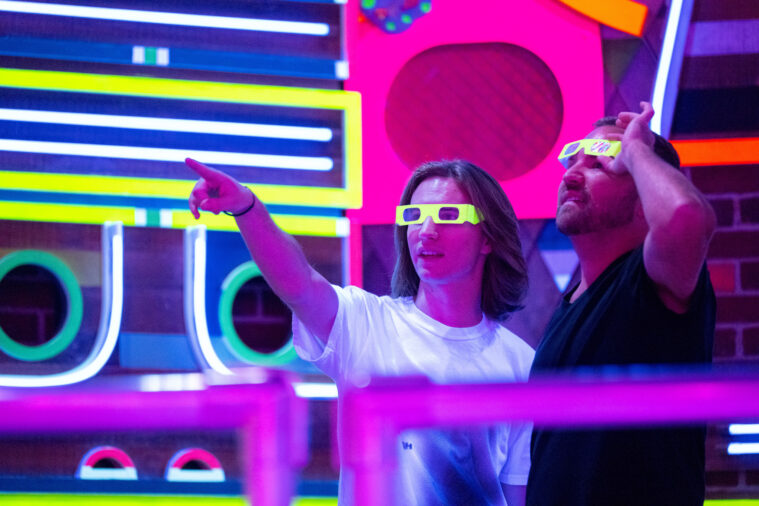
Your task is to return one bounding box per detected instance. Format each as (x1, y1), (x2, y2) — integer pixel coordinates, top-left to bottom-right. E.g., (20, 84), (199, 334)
(187, 158), (254, 219)
(606, 101), (656, 175)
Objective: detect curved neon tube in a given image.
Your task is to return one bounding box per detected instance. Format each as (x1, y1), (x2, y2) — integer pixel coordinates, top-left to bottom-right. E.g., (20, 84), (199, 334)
(0, 221), (123, 387)
(0, 0), (330, 36)
(651, 0), (692, 136)
(184, 226), (233, 376)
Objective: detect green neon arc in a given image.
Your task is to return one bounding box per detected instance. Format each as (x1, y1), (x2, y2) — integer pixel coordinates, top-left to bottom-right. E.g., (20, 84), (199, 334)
(0, 250), (83, 361)
(218, 262), (297, 366)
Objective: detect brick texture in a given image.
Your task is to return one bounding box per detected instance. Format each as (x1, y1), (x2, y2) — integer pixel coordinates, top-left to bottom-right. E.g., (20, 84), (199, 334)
(741, 261), (759, 290)
(690, 165), (759, 194)
(708, 198), (735, 227)
(716, 296), (759, 323)
(744, 327), (759, 356)
(708, 262), (736, 292)
(713, 328), (737, 358)
(740, 196), (759, 224)
(709, 231), (759, 258)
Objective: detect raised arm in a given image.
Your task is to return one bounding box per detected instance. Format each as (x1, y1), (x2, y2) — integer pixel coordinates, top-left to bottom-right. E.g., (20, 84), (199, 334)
(613, 103), (716, 311)
(187, 158), (337, 343)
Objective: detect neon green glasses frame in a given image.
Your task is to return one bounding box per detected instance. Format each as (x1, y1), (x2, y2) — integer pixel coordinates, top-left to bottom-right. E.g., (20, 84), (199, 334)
(558, 138), (622, 168)
(396, 204), (482, 225)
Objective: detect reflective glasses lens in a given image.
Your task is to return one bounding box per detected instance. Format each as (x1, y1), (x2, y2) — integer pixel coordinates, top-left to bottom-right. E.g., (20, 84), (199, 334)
(402, 207), (421, 222)
(562, 142), (580, 158)
(437, 206), (460, 221)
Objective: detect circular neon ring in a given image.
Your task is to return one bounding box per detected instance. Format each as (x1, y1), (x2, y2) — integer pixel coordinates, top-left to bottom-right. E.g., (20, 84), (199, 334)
(0, 250), (83, 362)
(218, 261), (297, 366)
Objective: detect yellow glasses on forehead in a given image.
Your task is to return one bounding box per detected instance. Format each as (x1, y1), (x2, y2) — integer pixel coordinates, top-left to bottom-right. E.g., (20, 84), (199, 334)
(396, 204), (482, 225)
(558, 139), (622, 168)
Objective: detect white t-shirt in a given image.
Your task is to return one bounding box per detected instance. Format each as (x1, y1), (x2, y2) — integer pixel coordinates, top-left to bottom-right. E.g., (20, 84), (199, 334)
(293, 285), (535, 505)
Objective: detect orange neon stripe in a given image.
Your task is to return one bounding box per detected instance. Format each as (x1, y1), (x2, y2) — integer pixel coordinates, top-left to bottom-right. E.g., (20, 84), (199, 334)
(557, 0), (648, 37)
(671, 138), (759, 167)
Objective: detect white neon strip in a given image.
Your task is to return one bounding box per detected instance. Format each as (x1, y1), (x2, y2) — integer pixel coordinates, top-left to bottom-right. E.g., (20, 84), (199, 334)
(651, 0), (685, 135)
(192, 228), (234, 376)
(293, 382), (337, 399)
(727, 442), (759, 455)
(78, 466), (138, 480)
(166, 467), (225, 482)
(729, 423), (759, 435)
(0, 222), (123, 387)
(0, 0), (330, 35)
(0, 139), (334, 171)
(0, 108), (333, 142)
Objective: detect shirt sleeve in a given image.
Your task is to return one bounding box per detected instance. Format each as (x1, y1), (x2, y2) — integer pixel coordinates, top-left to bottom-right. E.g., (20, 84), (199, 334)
(292, 284), (376, 385)
(500, 420), (533, 485)
(501, 334), (535, 485)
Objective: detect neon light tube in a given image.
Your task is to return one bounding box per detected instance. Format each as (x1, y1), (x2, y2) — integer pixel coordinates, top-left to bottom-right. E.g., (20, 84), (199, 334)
(0, 0), (330, 35)
(0, 108), (332, 142)
(0, 139), (334, 171)
(0, 221), (123, 387)
(729, 423), (759, 435)
(184, 226), (234, 376)
(293, 382), (338, 399)
(727, 442), (759, 455)
(651, 0), (692, 136)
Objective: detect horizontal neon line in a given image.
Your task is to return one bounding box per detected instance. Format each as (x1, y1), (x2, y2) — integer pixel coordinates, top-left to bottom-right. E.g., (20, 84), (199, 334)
(0, 68), (359, 110)
(727, 442), (759, 455)
(729, 423), (759, 435)
(0, 139), (333, 171)
(293, 382), (338, 398)
(0, 171), (361, 208)
(0, 108), (332, 142)
(0, 0), (329, 35)
(671, 138), (759, 166)
(0, 200), (348, 236)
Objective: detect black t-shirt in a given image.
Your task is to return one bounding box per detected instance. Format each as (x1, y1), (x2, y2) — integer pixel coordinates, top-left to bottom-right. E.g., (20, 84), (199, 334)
(527, 246), (715, 506)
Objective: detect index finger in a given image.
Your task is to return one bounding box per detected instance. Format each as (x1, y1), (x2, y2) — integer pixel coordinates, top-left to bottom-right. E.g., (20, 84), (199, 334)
(185, 158), (221, 182)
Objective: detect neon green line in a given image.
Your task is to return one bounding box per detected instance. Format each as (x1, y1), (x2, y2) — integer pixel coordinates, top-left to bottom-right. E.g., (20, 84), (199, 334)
(0, 494), (337, 505)
(0, 171), (359, 208)
(0, 68), (363, 209)
(0, 68), (356, 109)
(0, 201), (345, 237)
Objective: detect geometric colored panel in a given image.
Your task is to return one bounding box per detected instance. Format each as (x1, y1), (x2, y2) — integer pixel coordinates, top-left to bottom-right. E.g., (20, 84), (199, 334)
(165, 448), (225, 482)
(386, 42), (563, 182)
(76, 446), (138, 480)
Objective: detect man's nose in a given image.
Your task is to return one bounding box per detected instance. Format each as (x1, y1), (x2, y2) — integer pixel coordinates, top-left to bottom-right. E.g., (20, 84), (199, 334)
(563, 159), (586, 187)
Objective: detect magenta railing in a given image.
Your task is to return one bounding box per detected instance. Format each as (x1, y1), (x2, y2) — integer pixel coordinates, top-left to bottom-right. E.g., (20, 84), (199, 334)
(0, 372), (307, 506)
(341, 370), (759, 505)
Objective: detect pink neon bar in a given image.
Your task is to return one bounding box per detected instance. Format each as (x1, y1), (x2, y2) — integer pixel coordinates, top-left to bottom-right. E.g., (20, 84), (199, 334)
(341, 371), (759, 506)
(0, 373), (307, 506)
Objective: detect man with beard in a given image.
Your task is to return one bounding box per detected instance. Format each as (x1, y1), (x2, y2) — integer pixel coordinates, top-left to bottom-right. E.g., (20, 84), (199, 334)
(526, 102), (716, 506)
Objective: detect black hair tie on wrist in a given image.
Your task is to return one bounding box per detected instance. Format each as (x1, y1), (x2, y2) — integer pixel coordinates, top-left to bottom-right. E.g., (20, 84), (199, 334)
(223, 192), (256, 217)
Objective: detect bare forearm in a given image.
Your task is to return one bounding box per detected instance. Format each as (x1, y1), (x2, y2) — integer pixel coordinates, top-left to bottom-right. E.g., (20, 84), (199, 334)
(235, 198), (328, 308)
(627, 142), (715, 242)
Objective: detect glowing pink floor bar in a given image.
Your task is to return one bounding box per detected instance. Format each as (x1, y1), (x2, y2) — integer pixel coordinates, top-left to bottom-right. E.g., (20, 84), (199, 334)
(0, 372), (307, 506)
(341, 371), (759, 506)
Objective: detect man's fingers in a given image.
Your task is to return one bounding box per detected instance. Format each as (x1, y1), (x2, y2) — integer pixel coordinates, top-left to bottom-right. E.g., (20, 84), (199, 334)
(639, 101), (655, 123)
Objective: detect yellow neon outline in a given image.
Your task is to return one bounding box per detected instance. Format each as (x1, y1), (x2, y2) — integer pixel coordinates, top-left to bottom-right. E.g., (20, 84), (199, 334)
(0, 68), (362, 209)
(0, 201), (346, 237)
(557, 0), (648, 37)
(0, 171), (357, 208)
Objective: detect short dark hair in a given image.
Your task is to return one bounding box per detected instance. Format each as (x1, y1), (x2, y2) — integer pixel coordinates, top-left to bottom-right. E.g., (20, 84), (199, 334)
(391, 160), (527, 321)
(593, 116), (681, 170)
